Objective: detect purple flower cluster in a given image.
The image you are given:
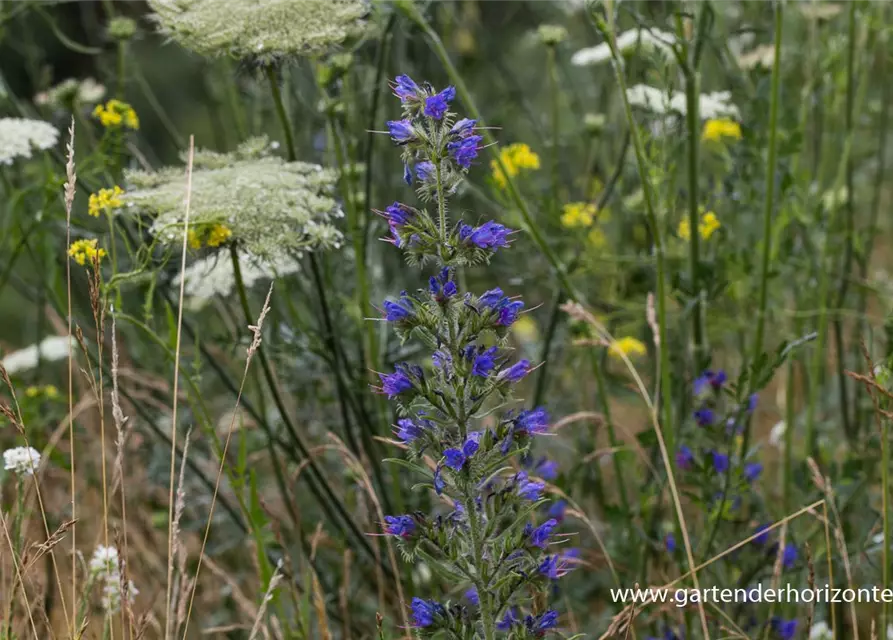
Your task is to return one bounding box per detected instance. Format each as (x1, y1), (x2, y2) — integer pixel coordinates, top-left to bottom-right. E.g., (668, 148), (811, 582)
(376, 73), (568, 637)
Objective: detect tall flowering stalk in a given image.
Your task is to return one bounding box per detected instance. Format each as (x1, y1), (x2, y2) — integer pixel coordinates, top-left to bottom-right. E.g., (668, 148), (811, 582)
(376, 75), (573, 639)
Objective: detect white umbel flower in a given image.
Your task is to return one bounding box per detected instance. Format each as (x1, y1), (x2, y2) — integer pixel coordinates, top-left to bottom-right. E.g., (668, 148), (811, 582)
(1, 336), (74, 376)
(101, 578), (138, 613)
(572, 28), (676, 66)
(808, 621), (833, 640)
(769, 420), (786, 449)
(3, 447), (41, 475)
(89, 545), (120, 577)
(0, 118), (59, 165)
(625, 85), (741, 121)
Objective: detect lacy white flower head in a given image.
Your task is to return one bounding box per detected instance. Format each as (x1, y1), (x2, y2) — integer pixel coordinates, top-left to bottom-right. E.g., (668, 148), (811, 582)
(89, 545), (121, 578)
(1, 335), (74, 376)
(34, 77), (106, 109)
(3, 447), (41, 476)
(626, 84), (740, 121)
(808, 621), (833, 640)
(122, 136), (344, 260)
(148, 0), (368, 62)
(572, 28), (676, 66)
(737, 44), (776, 71)
(101, 578), (138, 613)
(175, 250), (301, 310)
(0, 118), (59, 166)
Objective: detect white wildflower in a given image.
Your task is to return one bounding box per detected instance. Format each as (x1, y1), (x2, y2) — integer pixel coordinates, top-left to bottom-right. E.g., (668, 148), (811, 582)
(34, 77), (106, 109)
(175, 251), (301, 310)
(572, 28), (676, 66)
(148, 0), (368, 61)
(625, 85), (740, 121)
(0, 118), (59, 166)
(1, 336), (74, 376)
(89, 545), (120, 577)
(3, 447), (41, 475)
(809, 621), (833, 640)
(769, 420), (786, 449)
(799, 3), (842, 21)
(101, 578), (138, 613)
(738, 44), (776, 71)
(123, 137), (344, 260)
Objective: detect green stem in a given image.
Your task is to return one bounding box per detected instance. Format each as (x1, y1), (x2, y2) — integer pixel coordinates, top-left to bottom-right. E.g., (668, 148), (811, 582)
(591, 350), (629, 513)
(466, 497), (495, 640)
(265, 65), (297, 162)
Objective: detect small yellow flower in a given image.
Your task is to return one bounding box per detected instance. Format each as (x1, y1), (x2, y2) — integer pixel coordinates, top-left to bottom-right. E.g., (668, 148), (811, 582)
(206, 224), (232, 248)
(511, 315), (539, 343)
(561, 201), (597, 229)
(491, 143), (540, 189)
(609, 336), (647, 359)
(702, 119), (742, 143)
(187, 229), (202, 250)
(587, 227), (607, 249)
(88, 186), (125, 217)
(68, 239), (107, 266)
(93, 99), (139, 130)
(44, 385), (59, 399)
(25, 386), (40, 398)
(677, 210), (721, 241)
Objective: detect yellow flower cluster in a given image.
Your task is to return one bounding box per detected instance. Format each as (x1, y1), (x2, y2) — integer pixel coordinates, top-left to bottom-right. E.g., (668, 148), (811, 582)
(92, 99), (140, 130)
(88, 186), (125, 217)
(25, 385), (59, 399)
(678, 211), (721, 241)
(68, 239), (107, 266)
(561, 201), (596, 228)
(491, 143), (541, 189)
(608, 336), (647, 359)
(702, 119), (741, 143)
(188, 223), (233, 250)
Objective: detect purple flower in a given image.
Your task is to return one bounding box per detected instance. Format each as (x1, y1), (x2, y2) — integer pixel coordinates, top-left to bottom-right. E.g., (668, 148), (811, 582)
(525, 610), (559, 635)
(410, 598), (443, 628)
(712, 370), (728, 387)
(548, 499), (567, 520)
(433, 466), (445, 494)
(665, 533), (676, 553)
(539, 552), (576, 580)
(771, 617), (798, 640)
(403, 162), (412, 185)
(529, 518), (558, 548)
(383, 515), (415, 537)
(383, 297), (413, 322)
(383, 201), (415, 227)
(538, 555), (561, 579)
(782, 543), (797, 569)
(694, 407), (715, 427)
(463, 431), (482, 457)
(479, 287), (505, 308)
(415, 161), (436, 182)
(450, 118), (477, 137)
(465, 587), (479, 605)
(529, 457), (558, 480)
(432, 350), (452, 372)
(744, 462), (763, 482)
(694, 369), (726, 394)
(515, 407), (549, 435)
(466, 220), (511, 249)
(712, 450), (729, 474)
(753, 523), (771, 545)
(378, 370), (412, 398)
(392, 74), (420, 102)
(676, 445), (694, 470)
(748, 393), (759, 412)
(472, 346), (497, 377)
(500, 359), (530, 383)
(497, 607), (520, 631)
(443, 448), (466, 470)
(423, 86), (456, 119)
(429, 268), (457, 300)
(395, 418), (424, 443)
(515, 471), (545, 501)
(497, 300), (524, 326)
(448, 134), (483, 168)
(387, 119), (415, 143)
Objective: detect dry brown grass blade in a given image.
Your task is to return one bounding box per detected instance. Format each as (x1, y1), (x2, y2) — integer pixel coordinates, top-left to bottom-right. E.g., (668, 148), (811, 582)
(21, 518), (77, 573)
(0, 508), (39, 638)
(165, 135), (195, 640)
(248, 562), (284, 640)
(309, 524), (332, 640)
(63, 117), (78, 634)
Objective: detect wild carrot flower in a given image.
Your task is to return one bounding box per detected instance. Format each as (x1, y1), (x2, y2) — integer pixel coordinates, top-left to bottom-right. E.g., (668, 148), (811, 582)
(3, 447), (41, 475)
(702, 118), (742, 142)
(68, 239), (107, 266)
(88, 186), (125, 217)
(1, 336), (73, 376)
(0, 118), (59, 165)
